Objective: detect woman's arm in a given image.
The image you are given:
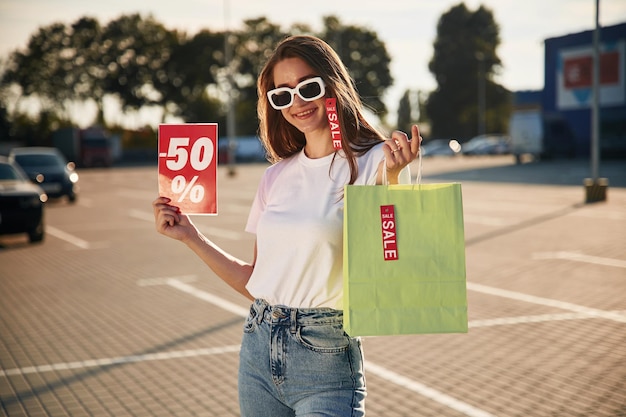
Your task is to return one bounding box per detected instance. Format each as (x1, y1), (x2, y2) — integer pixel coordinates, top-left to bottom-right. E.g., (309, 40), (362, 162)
(153, 196), (255, 300)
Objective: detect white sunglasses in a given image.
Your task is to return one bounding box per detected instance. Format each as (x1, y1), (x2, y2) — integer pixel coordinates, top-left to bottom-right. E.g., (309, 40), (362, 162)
(266, 77), (326, 110)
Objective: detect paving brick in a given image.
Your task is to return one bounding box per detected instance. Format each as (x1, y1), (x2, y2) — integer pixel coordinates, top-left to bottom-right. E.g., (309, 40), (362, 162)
(1, 158), (625, 416)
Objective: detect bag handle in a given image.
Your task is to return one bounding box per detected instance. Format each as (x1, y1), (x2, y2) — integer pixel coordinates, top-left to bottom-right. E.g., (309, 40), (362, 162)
(382, 145), (422, 185)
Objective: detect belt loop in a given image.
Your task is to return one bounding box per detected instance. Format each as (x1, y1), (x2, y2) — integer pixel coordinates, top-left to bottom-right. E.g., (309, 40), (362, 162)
(290, 309), (297, 334)
(256, 299), (267, 324)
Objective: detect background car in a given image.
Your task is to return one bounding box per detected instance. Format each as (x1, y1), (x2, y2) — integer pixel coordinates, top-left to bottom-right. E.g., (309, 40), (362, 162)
(9, 147), (79, 202)
(461, 134), (511, 156)
(217, 136), (267, 164)
(0, 156), (47, 243)
(421, 139), (462, 157)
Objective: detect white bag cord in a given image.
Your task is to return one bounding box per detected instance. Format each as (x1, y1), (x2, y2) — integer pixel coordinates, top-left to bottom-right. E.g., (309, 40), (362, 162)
(382, 145), (422, 185)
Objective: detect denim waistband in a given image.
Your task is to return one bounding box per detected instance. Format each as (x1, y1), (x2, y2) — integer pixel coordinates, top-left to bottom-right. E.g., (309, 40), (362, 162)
(250, 299), (343, 328)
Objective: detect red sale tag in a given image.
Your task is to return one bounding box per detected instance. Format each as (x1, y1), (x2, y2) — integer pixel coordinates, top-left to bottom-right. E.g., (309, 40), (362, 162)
(158, 123), (218, 215)
(325, 98), (342, 150)
(380, 205), (398, 261)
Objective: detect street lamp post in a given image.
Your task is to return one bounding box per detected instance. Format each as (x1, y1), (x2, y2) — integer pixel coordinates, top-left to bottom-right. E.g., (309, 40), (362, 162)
(584, 0), (608, 203)
(476, 52), (486, 137)
(224, 0), (237, 177)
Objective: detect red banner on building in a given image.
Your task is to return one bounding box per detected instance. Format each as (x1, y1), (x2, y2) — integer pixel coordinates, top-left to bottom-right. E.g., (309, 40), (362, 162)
(563, 51), (619, 88)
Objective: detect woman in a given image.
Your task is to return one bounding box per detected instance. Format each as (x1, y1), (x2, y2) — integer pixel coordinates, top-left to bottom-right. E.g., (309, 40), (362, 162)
(153, 35), (421, 416)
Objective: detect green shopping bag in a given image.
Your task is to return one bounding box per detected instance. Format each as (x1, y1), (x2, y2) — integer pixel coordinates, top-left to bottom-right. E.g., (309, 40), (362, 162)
(343, 182), (468, 336)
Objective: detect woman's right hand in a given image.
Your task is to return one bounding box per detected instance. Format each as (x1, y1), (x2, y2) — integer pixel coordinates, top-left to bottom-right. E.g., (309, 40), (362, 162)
(152, 196), (197, 243)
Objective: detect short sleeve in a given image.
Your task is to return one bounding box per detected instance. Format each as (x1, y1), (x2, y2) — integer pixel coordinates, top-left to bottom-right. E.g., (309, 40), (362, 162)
(245, 174), (267, 234)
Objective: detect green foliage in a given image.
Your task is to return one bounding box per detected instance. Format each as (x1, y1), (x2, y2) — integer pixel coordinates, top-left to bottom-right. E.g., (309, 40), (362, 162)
(230, 18), (289, 135)
(0, 102), (9, 140)
(1, 22), (87, 120)
(396, 90), (412, 134)
(100, 14), (178, 111)
(425, 3), (511, 139)
(320, 16), (393, 116)
(0, 13), (394, 139)
(160, 29), (223, 122)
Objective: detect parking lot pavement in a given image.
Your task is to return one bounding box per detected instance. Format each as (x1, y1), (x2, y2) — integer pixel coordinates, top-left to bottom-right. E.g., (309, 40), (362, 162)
(1, 156), (625, 416)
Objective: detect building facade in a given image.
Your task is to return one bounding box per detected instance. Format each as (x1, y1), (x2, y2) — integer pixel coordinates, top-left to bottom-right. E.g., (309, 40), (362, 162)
(543, 22), (626, 158)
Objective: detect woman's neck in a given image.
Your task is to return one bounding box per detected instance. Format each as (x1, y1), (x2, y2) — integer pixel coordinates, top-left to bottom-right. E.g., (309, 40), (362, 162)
(303, 129), (335, 159)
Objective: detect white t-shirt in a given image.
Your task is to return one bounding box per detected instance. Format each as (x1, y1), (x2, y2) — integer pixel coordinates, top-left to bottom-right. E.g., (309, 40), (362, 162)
(245, 142), (410, 310)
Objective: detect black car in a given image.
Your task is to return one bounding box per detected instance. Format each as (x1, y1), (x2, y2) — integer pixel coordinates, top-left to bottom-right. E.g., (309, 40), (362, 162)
(9, 147), (79, 202)
(0, 156), (47, 243)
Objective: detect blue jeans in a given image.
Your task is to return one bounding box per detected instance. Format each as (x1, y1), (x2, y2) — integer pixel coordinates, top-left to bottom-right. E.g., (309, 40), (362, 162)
(238, 299), (366, 417)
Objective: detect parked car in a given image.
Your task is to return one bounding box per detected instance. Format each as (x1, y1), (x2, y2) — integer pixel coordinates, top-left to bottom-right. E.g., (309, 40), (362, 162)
(0, 156), (47, 243)
(9, 147), (79, 202)
(461, 134), (511, 156)
(218, 136), (267, 164)
(421, 139), (462, 157)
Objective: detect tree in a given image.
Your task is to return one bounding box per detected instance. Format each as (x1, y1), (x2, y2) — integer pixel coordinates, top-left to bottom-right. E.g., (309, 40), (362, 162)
(229, 16), (395, 132)
(159, 29), (223, 123)
(100, 14), (178, 114)
(231, 18), (288, 135)
(0, 14), (177, 128)
(1, 22), (82, 124)
(0, 14), (395, 137)
(320, 16), (393, 118)
(0, 101), (12, 140)
(0, 18), (106, 137)
(425, 3), (511, 139)
(397, 90), (412, 134)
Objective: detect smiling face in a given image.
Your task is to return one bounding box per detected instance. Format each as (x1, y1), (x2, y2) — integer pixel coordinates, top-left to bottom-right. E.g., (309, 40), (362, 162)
(272, 57), (329, 138)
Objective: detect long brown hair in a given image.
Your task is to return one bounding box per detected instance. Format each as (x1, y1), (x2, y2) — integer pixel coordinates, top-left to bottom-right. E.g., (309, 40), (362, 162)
(257, 35), (385, 185)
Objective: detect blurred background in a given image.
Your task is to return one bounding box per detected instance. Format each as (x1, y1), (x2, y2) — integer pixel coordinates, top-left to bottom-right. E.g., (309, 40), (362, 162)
(0, 0), (625, 164)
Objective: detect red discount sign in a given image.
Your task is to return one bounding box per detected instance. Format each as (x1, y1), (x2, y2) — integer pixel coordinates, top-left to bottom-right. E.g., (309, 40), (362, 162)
(158, 124), (218, 215)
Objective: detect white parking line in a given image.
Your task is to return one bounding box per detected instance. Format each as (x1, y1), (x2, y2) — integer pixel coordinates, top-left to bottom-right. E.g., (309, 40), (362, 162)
(469, 312), (594, 327)
(0, 345), (241, 377)
(467, 282), (626, 323)
(128, 209), (244, 240)
(365, 363), (495, 417)
(219, 203), (254, 214)
(118, 189), (159, 201)
(128, 209), (154, 222)
(8, 277), (619, 417)
(162, 279), (496, 417)
(532, 251), (626, 269)
(165, 279), (249, 317)
(137, 275), (197, 286)
(573, 209), (626, 221)
(46, 226), (91, 249)
(463, 214), (517, 227)
(199, 226), (243, 241)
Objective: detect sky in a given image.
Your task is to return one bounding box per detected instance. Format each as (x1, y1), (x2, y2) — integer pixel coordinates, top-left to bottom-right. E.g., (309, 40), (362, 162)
(1, 0), (625, 126)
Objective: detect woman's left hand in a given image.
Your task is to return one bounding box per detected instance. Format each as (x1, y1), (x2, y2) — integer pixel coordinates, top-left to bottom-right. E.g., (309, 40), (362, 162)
(383, 124), (422, 184)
